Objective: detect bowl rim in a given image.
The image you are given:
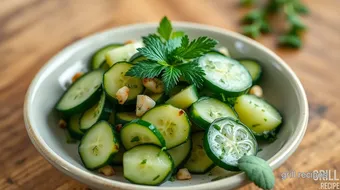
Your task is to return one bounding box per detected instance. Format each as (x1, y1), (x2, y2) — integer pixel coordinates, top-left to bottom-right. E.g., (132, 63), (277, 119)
(24, 21), (309, 190)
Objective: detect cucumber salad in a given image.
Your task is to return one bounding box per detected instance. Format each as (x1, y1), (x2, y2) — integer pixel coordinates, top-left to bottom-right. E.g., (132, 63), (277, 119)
(55, 17), (282, 188)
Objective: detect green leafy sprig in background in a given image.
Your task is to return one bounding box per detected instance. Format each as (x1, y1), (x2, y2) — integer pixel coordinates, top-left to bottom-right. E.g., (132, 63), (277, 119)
(240, 0), (309, 48)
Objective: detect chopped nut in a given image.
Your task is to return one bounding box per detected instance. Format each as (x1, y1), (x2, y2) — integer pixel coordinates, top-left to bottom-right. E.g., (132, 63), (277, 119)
(176, 168), (192, 180)
(98, 165), (115, 176)
(116, 86), (129, 105)
(115, 124), (123, 132)
(58, 119), (67, 129)
(136, 95), (156, 117)
(124, 40), (135, 44)
(249, 85), (263, 97)
(72, 72), (83, 83)
(142, 78), (164, 93)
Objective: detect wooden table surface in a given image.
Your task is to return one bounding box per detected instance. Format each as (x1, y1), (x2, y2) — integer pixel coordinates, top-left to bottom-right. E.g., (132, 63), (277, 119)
(1, 0), (339, 189)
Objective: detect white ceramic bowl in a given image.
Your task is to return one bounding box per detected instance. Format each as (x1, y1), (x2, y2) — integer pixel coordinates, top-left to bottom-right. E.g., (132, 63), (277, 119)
(24, 22), (308, 190)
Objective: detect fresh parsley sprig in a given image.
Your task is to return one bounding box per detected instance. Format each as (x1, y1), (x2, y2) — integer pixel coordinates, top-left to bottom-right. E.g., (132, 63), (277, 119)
(240, 0), (309, 48)
(126, 16), (218, 93)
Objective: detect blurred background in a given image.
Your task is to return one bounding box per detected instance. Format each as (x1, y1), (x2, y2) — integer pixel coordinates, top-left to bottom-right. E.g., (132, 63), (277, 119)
(0, 0), (339, 189)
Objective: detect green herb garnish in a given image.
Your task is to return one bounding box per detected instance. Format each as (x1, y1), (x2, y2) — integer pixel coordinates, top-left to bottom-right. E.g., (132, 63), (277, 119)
(140, 159), (147, 164)
(126, 16), (217, 93)
(238, 155), (275, 190)
(130, 136), (140, 142)
(240, 0), (309, 48)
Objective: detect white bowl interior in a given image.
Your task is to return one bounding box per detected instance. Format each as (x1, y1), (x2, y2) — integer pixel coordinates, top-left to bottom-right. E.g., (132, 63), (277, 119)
(25, 23), (307, 189)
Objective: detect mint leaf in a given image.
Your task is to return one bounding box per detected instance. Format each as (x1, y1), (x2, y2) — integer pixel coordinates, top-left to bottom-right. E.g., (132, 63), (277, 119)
(157, 16), (172, 41)
(125, 60), (165, 78)
(238, 155), (275, 190)
(139, 34), (168, 63)
(177, 60), (205, 87)
(175, 35), (218, 59)
(162, 66), (181, 93)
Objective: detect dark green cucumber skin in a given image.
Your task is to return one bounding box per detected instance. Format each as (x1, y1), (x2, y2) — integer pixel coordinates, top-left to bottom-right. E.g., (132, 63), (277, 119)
(167, 139), (192, 170)
(103, 62), (144, 105)
(78, 121), (120, 170)
(210, 49), (228, 57)
(129, 52), (147, 64)
(90, 44), (123, 70)
(55, 70), (103, 116)
(123, 144), (174, 186)
(203, 117), (258, 171)
(237, 58), (263, 85)
(200, 53), (252, 97)
(189, 97), (238, 130)
(116, 104), (136, 112)
(79, 97), (113, 132)
(121, 119), (166, 150)
(67, 115), (84, 140)
(152, 93), (168, 105)
(111, 144), (125, 165)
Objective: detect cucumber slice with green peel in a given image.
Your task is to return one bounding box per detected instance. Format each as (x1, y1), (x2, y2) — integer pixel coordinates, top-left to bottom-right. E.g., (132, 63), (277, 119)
(204, 117), (258, 171)
(129, 52), (147, 64)
(103, 62), (144, 104)
(199, 52), (252, 97)
(91, 44), (122, 70)
(120, 119), (166, 149)
(67, 114), (84, 140)
(112, 145), (125, 165)
(56, 70), (104, 115)
(166, 85), (199, 109)
(184, 132), (214, 174)
(238, 59), (262, 84)
(105, 42), (143, 66)
(189, 97), (238, 130)
(108, 110), (116, 125)
(78, 121), (119, 170)
(167, 139), (192, 169)
(191, 123), (204, 132)
(123, 144), (174, 186)
(234, 94), (282, 136)
(142, 105), (191, 149)
(80, 93), (112, 131)
(115, 112), (138, 125)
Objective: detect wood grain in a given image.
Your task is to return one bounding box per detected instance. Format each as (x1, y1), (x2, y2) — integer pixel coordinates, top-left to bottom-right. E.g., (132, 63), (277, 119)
(0, 0), (339, 189)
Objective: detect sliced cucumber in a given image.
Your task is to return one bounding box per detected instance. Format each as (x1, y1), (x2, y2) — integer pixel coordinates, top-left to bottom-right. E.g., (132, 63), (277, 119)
(78, 121), (119, 170)
(199, 52), (252, 97)
(169, 83), (188, 97)
(142, 105), (191, 149)
(123, 144), (173, 186)
(103, 62), (144, 104)
(56, 70), (103, 115)
(80, 93), (112, 131)
(67, 114), (84, 140)
(189, 97), (238, 130)
(204, 117), (258, 171)
(116, 112), (138, 125)
(234, 94), (282, 136)
(166, 85), (198, 109)
(167, 139), (192, 169)
(91, 44), (122, 70)
(144, 89), (167, 104)
(120, 119), (166, 149)
(238, 59), (262, 84)
(106, 42), (143, 66)
(129, 52), (147, 64)
(184, 132), (214, 174)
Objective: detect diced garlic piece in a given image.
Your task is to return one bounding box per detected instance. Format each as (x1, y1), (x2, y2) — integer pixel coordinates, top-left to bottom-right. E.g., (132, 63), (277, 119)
(98, 165), (115, 176)
(136, 95), (156, 117)
(176, 168), (192, 180)
(116, 86), (129, 105)
(142, 78), (165, 93)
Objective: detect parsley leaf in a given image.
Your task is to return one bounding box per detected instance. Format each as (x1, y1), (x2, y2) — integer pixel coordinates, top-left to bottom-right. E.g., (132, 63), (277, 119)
(238, 155), (275, 190)
(125, 60), (165, 78)
(139, 34), (168, 63)
(175, 35), (218, 59)
(162, 66), (182, 94)
(157, 16), (172, 41)
(177, 60), (205, 87)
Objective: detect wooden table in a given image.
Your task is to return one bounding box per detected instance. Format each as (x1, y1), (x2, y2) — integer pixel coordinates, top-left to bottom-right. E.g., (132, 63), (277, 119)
(1, 0), (339, 189)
